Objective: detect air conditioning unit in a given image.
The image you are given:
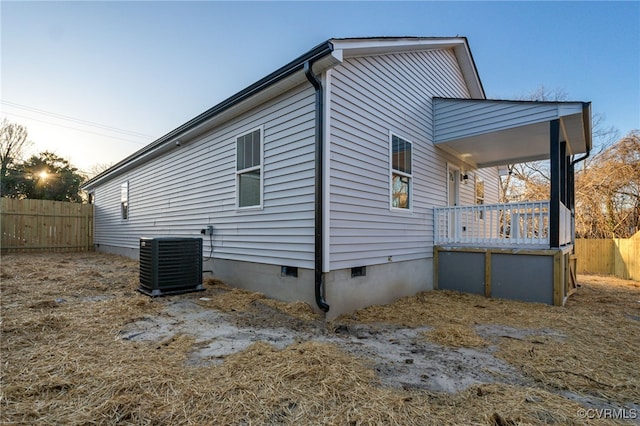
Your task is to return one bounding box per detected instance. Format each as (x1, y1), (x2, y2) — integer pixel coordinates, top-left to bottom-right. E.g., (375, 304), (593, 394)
(138, 237), (204, 296)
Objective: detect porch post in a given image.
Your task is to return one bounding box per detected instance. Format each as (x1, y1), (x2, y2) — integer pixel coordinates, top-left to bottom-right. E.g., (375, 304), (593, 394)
(550, 119), (560, 248)
(560, 141), (567, 205)
(568, 160), (575, 244)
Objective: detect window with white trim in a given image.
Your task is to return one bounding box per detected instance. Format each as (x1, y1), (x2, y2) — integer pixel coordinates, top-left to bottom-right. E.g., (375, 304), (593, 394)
(120, 181), (129, 220)
(390, 134), (412, 210)
(236, 127), (262, 208)
(475, 174), (485, 220)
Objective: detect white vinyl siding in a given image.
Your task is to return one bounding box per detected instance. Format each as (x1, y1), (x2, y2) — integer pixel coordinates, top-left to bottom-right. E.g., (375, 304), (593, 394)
(92, 83), (317, 268)
(433, 99), (583, 144)
(328, 48), (473, 270)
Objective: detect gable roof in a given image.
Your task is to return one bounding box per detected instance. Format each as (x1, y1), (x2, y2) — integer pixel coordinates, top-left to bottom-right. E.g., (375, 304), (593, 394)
(82, 37), (482, 191)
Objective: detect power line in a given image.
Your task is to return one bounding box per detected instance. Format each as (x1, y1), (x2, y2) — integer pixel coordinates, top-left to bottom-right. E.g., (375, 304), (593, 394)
(0, 100), (155, 139)
(2, 111), (149, 146)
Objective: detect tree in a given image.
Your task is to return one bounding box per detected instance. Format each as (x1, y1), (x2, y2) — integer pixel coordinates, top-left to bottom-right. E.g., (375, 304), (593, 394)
(499, 86), (619, 203)
(86, 162), (113, 179)
(499, 86), (569, 202)
(0, 118), (32, 196)
(575, 131), (640, 238)
(10, 151), (86, 202)
(496, 86), (640, 239)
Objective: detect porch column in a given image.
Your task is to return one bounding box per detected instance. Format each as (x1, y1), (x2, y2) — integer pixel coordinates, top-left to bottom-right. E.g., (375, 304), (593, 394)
(560, 141), (567, 205)
(568, 160), (575, 244)
(550, 119), (560, 248)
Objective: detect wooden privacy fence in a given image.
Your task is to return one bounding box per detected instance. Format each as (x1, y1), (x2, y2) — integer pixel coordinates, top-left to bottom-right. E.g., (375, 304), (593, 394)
(1, 198), (94, 253)
(575, 234), (640, 281)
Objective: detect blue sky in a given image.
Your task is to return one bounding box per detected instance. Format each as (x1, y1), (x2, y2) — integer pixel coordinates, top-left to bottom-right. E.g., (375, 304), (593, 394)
(1, 1), (638, 173)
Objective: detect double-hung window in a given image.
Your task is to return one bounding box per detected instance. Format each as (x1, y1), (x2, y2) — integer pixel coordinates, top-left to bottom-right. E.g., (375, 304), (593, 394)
(390, 134), (412, 210)
(236, 127), (263, 208)
(475, 175), (485, 220)
(120, 181), (129, 220)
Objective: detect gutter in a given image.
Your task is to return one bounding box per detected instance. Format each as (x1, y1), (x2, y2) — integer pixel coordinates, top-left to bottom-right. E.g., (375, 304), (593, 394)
(304, 60), (330, 313)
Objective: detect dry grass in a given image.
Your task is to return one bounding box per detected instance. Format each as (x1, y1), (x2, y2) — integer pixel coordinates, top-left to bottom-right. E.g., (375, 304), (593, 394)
(423, 324), (489, 348)
(339, 275), (640, 406)
(198, 278), (321, 322)
(2, 252), (638, 425)
(197, 278), (267, 312)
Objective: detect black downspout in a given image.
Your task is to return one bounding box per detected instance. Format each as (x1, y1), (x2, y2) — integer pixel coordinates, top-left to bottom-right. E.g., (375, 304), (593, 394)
(304, 61), (330, 312)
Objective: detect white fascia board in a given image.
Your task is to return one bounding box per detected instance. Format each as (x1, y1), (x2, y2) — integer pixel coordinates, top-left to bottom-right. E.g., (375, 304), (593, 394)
(331, 37), (485, 100)
(452, 43), (485, 99)
(331, 37), (466, 58)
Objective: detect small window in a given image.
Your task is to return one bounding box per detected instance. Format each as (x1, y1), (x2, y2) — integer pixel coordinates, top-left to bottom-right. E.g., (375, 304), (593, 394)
(281, 266), (298, 277)
(236, 128), (263, 208)
(351, 266), (366, 277)
(390, 134), (412, 210)
(475, 175), (485, 220)
(120, 181), (129, 220)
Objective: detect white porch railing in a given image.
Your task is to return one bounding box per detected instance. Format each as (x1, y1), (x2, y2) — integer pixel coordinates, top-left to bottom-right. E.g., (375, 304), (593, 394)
(559, 202), (572, 246)
(434, 201), (573, 247)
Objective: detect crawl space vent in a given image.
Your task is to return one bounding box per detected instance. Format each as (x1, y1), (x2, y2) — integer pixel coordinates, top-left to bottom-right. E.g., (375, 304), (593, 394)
(138, 237), (204, 296)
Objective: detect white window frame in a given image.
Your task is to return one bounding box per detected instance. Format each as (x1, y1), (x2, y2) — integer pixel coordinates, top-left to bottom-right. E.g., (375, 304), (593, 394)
(120, 181), (129, 220)
(389, 131), (413, 212)
(235, 126), (264, 210)
(475, 173), (485, 220)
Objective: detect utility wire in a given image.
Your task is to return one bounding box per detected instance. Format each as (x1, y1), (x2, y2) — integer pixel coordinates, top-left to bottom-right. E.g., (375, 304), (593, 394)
(3, 111), (149, 146)
(0, 99), (155, 139)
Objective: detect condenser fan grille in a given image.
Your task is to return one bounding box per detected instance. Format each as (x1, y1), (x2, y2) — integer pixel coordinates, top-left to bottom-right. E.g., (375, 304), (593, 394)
(138, 237), (204, 296)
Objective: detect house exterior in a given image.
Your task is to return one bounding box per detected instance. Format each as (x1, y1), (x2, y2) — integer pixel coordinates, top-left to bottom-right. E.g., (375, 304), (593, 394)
(82, 37), (591, 319)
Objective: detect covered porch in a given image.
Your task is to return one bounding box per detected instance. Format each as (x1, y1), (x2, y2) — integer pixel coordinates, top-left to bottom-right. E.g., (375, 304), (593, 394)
(432, 98), (592, 305)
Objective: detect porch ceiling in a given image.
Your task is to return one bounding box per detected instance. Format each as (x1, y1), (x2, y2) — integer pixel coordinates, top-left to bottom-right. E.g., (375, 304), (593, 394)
(433, 98), (592, 168)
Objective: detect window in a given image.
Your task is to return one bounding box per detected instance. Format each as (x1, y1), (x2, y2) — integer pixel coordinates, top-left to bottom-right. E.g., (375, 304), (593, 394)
(120, 181), (129, 220)
(390, 134), (412, 210)
(475, 175), (485, 220)
(236, 128), (263, 208)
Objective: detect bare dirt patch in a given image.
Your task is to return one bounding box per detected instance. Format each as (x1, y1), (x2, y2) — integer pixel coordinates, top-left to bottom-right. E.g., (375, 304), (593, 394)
(1, 252), (639, 425)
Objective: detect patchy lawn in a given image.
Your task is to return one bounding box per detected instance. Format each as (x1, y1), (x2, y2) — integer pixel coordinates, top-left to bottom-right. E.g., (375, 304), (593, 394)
(1, 252), (639, 425)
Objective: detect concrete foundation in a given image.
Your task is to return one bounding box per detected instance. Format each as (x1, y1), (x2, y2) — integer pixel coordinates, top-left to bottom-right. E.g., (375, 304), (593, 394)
(95, 243), (434, 319)
(95, 243), (139, 259)
(203, 257), (318, 311)
(324, 259), (434, 321)
(209, 257), (434, 320)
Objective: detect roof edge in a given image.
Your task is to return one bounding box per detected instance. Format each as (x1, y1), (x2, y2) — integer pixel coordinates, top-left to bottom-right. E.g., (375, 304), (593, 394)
(82, 37), (489, 190)
(329, 37), (485, 99)
(434, 97), (590, 105)
(82, 40), (335, 190)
